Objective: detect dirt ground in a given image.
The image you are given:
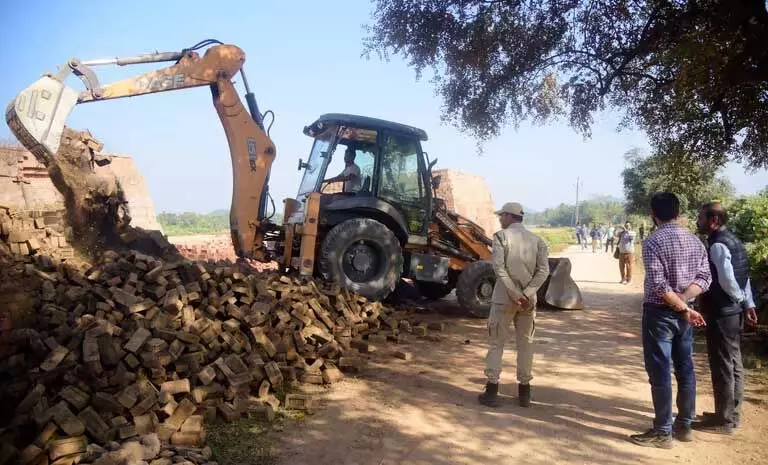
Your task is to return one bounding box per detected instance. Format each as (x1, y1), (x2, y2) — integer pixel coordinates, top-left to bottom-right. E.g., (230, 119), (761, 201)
(256, 245), (768, 464)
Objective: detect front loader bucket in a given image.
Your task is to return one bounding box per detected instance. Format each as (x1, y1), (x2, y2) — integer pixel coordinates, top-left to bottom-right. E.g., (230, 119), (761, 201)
(5, 76), (78, 164)
(537, 257), (584, 310)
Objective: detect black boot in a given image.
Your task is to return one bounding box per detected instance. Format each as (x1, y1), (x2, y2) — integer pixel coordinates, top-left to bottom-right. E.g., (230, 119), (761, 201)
(478, 382), (500, 407)
(518, 383), (531, 407)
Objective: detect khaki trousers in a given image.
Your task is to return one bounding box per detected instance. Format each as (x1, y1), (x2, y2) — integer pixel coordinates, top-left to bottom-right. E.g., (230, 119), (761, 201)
(619, 252), (634, 282)
(484, 301), (536, 385)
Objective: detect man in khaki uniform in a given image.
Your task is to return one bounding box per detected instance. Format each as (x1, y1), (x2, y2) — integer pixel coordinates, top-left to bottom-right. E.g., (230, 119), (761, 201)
(479, 202), (550, 407)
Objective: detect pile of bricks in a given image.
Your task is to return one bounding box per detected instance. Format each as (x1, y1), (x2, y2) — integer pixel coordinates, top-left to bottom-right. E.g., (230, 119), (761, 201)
(0, 206), (75, 260)
(0, 248), (430, 465)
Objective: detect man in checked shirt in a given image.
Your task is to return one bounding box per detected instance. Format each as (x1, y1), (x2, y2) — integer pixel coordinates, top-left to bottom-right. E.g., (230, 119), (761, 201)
(630, 192), (712, 449)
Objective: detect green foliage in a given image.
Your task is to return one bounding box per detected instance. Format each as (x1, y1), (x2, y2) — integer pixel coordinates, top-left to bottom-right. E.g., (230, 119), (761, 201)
(525, 203), (573, 227)
(621, 148), (735, 220)
(365, 1), (768, 168)
(157, 210), (283, 236)
(579, 196), (626, 225)
(729, 189), (768, 276)
(157, 211), (229, 236)
(525, 196), (626, 227)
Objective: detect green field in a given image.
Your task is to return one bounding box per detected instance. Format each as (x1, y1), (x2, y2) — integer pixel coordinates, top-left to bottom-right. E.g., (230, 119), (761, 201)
(529, 227), (574, 254)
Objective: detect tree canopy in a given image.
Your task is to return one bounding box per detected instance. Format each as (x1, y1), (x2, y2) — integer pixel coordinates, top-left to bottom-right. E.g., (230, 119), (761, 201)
(525, 195), (626, 226)
(364, 0), (768, 168)
(621, 147), (735, 218)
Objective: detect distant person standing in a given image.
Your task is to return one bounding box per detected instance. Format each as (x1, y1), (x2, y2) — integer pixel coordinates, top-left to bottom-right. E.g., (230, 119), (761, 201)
(575, 225), (583, 246)
(604, 223), (616, 253)
(618, 222), (636, 284)
(630, 192), (711, 449)
(581, 224), (589, 250)
(639, 222), (646, 241)
(694, 202), (758, 435)
(478, 202), (550, 408)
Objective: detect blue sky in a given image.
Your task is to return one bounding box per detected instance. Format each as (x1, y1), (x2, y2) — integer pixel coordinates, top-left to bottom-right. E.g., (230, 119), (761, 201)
(1, 0), (766, 214)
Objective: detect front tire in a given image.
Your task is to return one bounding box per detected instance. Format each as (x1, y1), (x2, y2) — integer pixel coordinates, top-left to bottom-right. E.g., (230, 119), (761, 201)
(456, 261), (496, 318)
(319, 218), (403, 301)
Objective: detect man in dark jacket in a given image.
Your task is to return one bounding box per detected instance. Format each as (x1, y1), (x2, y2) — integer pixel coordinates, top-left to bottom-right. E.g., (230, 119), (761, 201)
(694, 202), (759, 435)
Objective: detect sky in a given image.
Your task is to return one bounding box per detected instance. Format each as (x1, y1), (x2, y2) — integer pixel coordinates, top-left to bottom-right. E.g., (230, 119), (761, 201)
(1, 0), (766, 214)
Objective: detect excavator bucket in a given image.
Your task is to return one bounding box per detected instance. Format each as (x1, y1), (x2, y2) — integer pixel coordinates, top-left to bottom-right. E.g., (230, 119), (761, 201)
(537, 257), (584, 310)
(5, 76), (79, 162)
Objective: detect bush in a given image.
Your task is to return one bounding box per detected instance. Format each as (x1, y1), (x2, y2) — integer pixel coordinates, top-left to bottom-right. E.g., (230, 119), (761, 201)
(729, 189), (768, 276)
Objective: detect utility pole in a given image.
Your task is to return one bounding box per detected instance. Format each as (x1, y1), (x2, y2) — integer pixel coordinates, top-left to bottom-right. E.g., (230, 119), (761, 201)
(574, 177), (581, 226)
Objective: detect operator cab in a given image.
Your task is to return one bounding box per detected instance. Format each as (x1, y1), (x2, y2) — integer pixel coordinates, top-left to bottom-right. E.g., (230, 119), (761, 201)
(292, 113), (437, 237)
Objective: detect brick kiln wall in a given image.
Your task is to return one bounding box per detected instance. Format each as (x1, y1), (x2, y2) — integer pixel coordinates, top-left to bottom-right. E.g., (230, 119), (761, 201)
(105, 155), (162, 232)
(433, 169), (500, 237)
(1, 145), (77, 260)
(0, 145), (162, 236)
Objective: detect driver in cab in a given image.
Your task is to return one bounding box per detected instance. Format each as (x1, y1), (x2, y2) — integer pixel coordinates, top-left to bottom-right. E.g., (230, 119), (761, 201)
(322, 146), (361, 193)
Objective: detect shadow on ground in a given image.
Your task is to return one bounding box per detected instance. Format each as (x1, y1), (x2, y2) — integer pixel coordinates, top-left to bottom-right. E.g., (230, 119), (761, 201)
(271, 285), (663, 465)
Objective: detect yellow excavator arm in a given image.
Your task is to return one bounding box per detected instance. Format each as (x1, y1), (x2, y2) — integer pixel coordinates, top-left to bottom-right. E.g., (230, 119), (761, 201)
(5, 40), (276, 260)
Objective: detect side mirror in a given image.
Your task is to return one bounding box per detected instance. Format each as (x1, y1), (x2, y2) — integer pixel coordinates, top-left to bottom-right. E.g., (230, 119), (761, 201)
(297, 158), (309, 171)
(432, 175), (442, 190)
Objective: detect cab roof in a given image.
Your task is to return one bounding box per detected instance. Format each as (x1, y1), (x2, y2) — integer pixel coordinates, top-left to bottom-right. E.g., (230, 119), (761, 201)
(305, 113), (428, 141)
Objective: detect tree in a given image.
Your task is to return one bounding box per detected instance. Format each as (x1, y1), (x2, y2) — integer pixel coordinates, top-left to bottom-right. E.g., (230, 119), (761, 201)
(364, 1), (768, 168)
(621, 147), (735, 219)
(525, 196), (626, 227)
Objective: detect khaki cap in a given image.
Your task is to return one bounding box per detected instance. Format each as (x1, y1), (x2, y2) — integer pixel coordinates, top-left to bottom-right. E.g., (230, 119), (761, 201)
(495, 202), (524, 217)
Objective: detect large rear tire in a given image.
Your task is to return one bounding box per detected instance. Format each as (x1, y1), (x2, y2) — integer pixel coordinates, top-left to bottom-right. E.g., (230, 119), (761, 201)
(318, 218), (403, 301)
(456, 261), (496, 318)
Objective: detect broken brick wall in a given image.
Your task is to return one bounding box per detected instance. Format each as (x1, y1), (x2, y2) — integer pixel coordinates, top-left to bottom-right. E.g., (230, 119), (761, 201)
(1, 144), (77, 260)
(0, 142), (165, 329)
(0, 143), (162, 234)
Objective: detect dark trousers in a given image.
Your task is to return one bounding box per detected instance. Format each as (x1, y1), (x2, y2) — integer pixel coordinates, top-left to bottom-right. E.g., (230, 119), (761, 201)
(704, 312), (744, 427)
(642, 304), (696, 433)
(605, 238), (615, 252)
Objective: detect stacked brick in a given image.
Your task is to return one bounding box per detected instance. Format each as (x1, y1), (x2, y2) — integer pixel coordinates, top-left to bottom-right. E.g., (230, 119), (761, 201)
(0, 248), (434, 465)
(0, 206), (75, 259)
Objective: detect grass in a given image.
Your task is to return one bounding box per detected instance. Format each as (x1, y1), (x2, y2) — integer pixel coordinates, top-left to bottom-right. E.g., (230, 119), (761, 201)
(529, 227), (574, 254)
(206, 417), (280, 465)
(206, 385), (311, 465)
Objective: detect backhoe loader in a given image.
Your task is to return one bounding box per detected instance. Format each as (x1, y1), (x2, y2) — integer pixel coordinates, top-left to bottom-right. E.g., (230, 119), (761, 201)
(6, 39), (583, 316)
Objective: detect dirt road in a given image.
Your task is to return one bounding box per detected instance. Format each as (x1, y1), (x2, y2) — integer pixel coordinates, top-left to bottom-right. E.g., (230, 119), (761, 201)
(273, 246), (768, 465)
